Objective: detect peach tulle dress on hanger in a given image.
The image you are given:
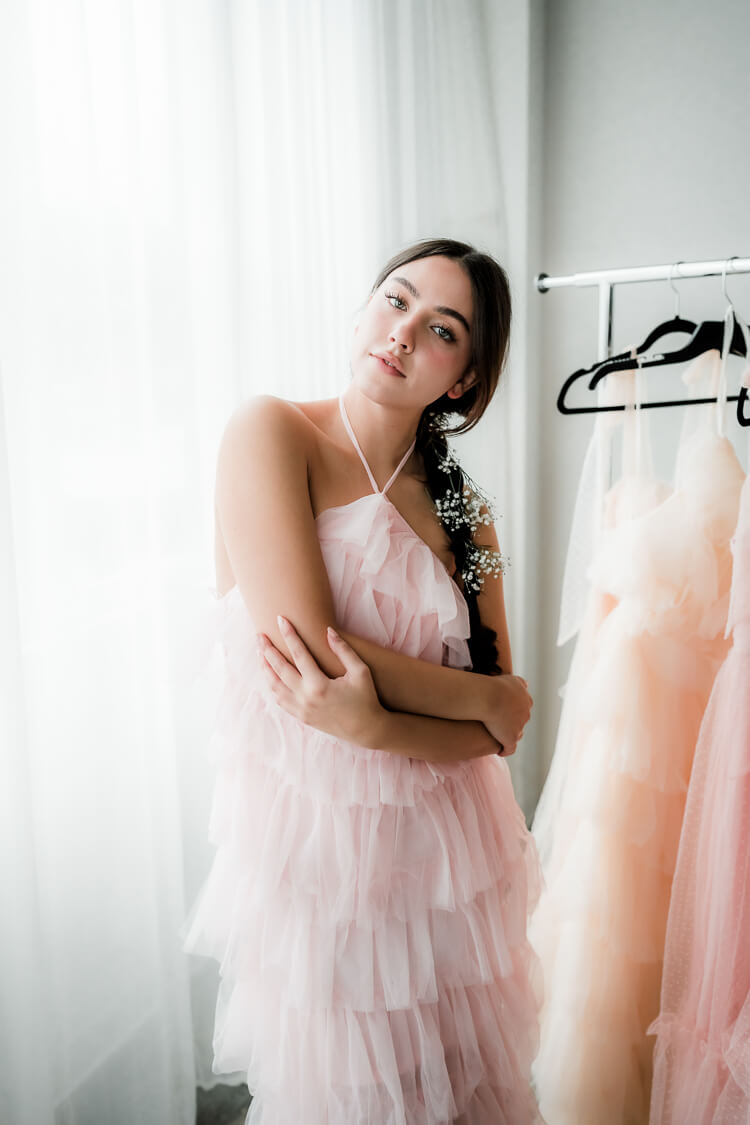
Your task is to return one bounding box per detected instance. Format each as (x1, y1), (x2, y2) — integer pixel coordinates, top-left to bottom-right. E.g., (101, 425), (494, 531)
(183, 394), (545, 1124)
(649, 352), (750, 1124)
(530, 354), (745, 1125)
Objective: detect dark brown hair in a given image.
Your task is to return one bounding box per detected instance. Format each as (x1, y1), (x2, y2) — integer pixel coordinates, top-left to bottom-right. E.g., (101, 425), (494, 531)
(370, 238), (512, 674)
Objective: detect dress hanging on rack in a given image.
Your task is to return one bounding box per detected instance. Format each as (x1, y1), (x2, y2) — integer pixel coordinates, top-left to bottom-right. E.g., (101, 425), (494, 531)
(532, 365), (669, 870)
(530, 352), (745, 1125)
(649, 348), (750, 1125)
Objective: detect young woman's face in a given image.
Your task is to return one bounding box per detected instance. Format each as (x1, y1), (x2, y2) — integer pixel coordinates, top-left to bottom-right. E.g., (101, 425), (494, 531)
(350, 255), (476, 410)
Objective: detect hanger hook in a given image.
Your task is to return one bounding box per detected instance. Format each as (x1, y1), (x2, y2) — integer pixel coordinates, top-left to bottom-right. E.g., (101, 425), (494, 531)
(721, 256), (739, 312)
(668, 261), (683, 317)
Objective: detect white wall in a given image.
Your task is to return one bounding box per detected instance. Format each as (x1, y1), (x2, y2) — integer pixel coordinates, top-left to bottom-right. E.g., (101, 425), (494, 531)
(477, 0), (546, 816)
(535, 0), (750, 790)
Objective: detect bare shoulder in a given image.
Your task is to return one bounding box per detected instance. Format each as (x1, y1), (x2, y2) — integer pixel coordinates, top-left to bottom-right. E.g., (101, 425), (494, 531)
(217, 394), (326, 483)
(222, 393), (314, 446)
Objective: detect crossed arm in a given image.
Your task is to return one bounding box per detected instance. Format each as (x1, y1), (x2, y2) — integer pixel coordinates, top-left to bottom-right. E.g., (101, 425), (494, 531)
(218, 397), (532, 764)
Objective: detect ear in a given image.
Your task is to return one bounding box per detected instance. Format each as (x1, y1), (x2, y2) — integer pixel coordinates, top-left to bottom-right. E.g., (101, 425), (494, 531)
(446, 368), (477, 400)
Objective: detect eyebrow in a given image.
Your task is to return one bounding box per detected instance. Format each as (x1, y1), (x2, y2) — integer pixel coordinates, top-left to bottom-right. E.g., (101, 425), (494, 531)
(391, 275), (471, 334)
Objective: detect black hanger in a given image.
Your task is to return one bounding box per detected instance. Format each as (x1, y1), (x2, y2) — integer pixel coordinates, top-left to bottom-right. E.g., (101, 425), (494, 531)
(739, 384), (750, 426)
(557, 365), (614, 415)
(557, 268), (698, 414)
(633, 313), (698, 354)
(558, 318), (747, 415)
(588, 318), (749, 390)
(557, 315), (700, 414)
(629, 264), (698, 354)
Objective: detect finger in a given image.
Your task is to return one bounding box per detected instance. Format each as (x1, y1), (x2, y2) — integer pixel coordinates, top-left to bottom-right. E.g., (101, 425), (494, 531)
(258, 634), (301, 692)
(256, 639), (301, 697)
(260, 648), (290, 688)
(259, 648), (286, 694)
(327, 627), (369, 673)
(277, 616), (328, 683)
(260, 656), (284, 691)
(258, 648), (303, 715)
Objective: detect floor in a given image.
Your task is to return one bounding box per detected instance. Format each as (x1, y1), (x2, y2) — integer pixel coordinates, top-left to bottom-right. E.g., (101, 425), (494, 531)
(196, 1082), (252, 1125)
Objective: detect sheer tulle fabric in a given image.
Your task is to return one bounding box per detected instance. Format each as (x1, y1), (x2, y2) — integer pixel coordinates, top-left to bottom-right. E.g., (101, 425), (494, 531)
(530, 368), (745, 1124)
(649, 470), (750, 1125)
(184, 492), (544, 1124)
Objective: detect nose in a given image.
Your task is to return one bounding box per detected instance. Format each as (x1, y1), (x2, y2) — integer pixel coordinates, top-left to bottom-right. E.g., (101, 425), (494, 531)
(389, 319), (414, 352)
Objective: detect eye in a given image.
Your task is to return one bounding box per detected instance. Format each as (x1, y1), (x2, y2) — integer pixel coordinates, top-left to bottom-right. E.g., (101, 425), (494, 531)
(385, 289), (457, 343)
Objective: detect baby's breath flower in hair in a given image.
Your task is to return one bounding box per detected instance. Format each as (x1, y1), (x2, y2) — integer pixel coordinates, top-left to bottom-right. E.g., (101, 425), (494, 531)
(417, 403), (507, 673)
(430, 435), (508, 591)
(461, 541), (509, 593)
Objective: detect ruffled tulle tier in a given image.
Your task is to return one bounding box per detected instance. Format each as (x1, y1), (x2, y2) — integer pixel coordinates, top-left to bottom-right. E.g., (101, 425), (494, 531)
(185, 716), (544, 1120)
(316, 493), (474, 671)
(185, 491), (544, 1121)
(234, 976), (543, 1124)
(649, 1011), (750, 1125)
(210, 652), (487, 811)
(531, 614), (731, 963)
(648, 622), (750, 1123)
(193, 729), (538, 933)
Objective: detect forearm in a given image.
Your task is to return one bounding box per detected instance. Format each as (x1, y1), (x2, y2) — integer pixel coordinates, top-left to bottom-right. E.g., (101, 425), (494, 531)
(339, 629), (490, 724)
(366, 708), (501, 763)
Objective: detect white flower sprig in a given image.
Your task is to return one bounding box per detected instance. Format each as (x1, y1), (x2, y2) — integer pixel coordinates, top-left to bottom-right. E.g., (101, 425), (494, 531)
(434, 485), (497, 535)
(461, 542), (509, 593)
(428, 433), (508, 592)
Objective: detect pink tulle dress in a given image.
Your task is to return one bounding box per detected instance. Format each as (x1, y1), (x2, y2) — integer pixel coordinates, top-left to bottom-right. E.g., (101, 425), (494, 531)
(183, 395), (544, 1124)
(648, 458), (750, 1124)
(530, 355), (745, 1125)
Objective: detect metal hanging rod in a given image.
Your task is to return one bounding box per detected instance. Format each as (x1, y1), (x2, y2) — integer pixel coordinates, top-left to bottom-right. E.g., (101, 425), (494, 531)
(535, 255), (750, 359)
(535, 256), (750, 291)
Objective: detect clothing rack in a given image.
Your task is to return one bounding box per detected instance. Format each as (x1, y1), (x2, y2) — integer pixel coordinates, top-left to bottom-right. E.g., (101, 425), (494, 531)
(536, 256), (750, 361)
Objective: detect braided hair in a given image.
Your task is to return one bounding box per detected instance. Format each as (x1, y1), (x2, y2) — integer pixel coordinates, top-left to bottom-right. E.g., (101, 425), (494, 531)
(369, 238), (512, 676)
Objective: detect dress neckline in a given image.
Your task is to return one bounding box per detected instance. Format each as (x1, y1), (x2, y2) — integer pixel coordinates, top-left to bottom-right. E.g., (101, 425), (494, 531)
(338, 394), (416, 496)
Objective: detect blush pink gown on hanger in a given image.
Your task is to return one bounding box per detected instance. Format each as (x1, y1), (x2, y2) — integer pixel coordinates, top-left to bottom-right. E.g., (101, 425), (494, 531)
(648, 459), (750, 1124)
(530, 354), (745, 1125)
(183, 395), (545, 1124)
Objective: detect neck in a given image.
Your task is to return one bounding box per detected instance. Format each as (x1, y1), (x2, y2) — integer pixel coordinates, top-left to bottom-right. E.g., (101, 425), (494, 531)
(340, 387), (421, 482)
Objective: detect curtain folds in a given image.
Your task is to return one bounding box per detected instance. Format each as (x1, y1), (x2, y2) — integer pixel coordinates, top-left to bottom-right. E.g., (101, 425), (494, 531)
(0, 2), (527, 1119)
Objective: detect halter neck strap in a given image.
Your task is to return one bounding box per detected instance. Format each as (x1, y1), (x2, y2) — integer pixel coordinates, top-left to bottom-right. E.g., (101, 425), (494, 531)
(338, 394), (416, 496)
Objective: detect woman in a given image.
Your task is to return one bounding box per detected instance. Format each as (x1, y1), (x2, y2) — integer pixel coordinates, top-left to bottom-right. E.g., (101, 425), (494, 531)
(185, 238), (544, 1123)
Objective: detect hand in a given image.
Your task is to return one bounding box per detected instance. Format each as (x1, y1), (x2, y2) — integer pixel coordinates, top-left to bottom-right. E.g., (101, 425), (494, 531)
(482, 674), (533, 757)
(257, 616), (384, 747)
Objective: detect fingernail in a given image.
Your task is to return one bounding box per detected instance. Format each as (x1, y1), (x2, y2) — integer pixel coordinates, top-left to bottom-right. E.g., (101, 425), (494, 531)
(277, 614), (287, 630)
(327, 626), (338, 639)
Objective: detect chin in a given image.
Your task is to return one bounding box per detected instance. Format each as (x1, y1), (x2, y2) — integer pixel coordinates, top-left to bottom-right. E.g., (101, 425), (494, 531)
(350, 373), (401, 405)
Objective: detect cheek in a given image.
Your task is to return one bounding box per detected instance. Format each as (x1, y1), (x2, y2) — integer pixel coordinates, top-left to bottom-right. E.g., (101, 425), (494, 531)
(432, 340), (469, 379)
(367, 301), (391, 335)
(354, 301), (379, 339)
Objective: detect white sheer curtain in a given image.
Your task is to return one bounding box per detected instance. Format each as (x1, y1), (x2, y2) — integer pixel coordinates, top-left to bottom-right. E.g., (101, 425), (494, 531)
(1, 1), (530, 1119)
(0, 1), (236, 1122)
(227, 0), (508, 402)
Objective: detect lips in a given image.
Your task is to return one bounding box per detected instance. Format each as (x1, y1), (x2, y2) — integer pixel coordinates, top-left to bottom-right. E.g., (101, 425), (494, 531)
(371, 352), (405, 376)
